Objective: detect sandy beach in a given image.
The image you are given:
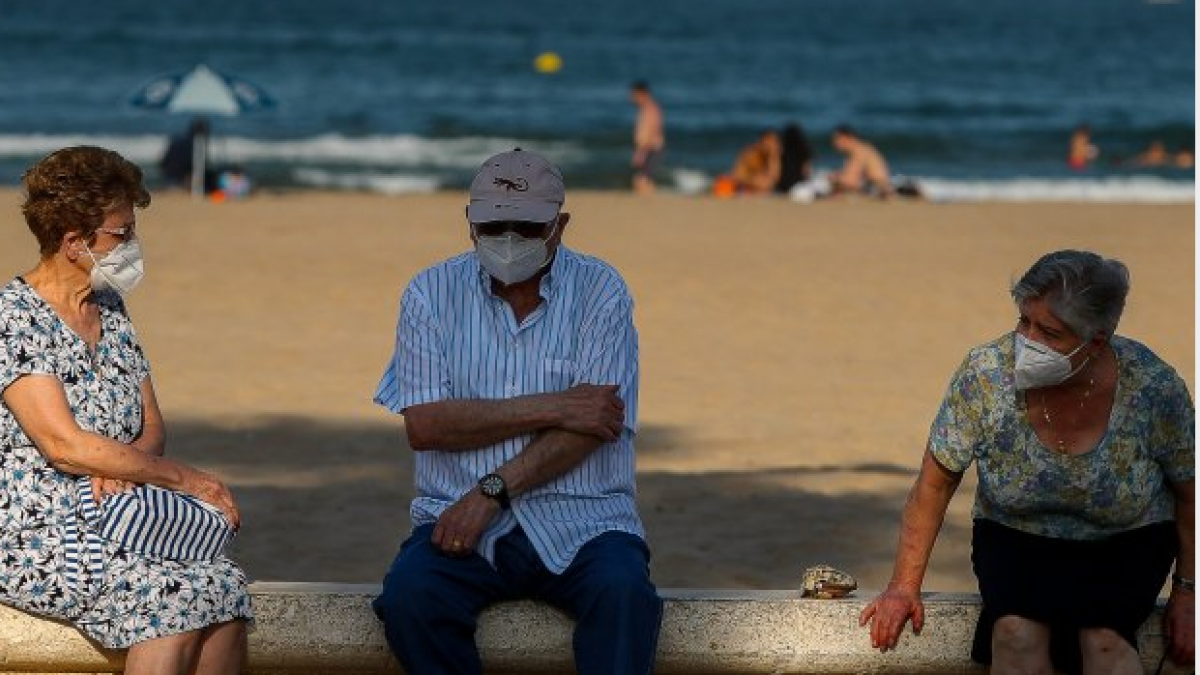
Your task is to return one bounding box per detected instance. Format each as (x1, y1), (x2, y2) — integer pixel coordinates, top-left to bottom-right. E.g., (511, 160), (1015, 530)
(0, 189), (1192, 592)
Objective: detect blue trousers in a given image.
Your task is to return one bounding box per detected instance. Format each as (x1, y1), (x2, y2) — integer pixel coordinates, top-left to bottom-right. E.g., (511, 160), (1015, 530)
(373, 524), (663, 675)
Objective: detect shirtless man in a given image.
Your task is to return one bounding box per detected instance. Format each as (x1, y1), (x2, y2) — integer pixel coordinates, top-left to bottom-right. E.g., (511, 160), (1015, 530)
(829, 125), (893, 198)
(1067, 124), (1099, 170)
(630, 81), (665, 195)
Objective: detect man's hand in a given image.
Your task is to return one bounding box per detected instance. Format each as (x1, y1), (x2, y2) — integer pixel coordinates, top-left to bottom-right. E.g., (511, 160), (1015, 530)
(433, 490), (501, 557)
(1165, 587), (1195, 666)
(859, 584), (925, 653)
(553, 384), (625, 441)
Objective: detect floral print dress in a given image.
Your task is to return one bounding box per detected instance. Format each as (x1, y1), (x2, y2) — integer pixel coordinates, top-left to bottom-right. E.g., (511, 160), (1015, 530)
(929, 332), (1195, 540)
(0, 278), (252, 648)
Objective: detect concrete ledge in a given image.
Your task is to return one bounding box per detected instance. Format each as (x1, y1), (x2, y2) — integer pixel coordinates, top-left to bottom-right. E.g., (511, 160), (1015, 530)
(0, 583), (1183, 674)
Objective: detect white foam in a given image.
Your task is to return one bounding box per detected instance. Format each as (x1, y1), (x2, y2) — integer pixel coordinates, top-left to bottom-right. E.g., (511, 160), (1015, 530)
(292, 168), (441, 194)
(0, 133), (589, 168)
(0, 134), (168, 164)
(0, 134), (1192, 203)
(917, 176), (1195, 204)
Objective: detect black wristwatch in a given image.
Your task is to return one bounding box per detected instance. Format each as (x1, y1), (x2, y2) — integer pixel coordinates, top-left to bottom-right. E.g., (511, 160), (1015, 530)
(478, 473), (511, 509)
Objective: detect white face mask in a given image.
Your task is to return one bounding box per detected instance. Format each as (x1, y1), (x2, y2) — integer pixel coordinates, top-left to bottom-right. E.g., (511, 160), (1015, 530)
(473, 222), (558, 286)
(1013, 332), (1089, 391)
(85, 238), (145, 295)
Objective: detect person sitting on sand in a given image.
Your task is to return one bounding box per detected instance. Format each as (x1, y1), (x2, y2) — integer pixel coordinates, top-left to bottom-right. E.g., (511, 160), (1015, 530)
(1128, 139), (1170, 168)
(775, 123), (814, 195)
(371, 148), (663, 675)
(828, 125), (893, 198)
(1174, 145), (1195, 169)
(712, 130), (781, 197)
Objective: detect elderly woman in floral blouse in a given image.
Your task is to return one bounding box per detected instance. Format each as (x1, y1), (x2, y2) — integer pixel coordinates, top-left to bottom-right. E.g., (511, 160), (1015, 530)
(860, 250), (1193, 675)
(0, 147), (251, 673)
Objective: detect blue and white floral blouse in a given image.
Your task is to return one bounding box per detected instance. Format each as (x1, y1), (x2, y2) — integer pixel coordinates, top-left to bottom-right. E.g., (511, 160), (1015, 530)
(930, 332), (1194, 540)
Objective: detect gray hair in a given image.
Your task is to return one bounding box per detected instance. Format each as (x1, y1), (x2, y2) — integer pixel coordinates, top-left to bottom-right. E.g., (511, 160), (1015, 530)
(1010, 250), (1130, 340)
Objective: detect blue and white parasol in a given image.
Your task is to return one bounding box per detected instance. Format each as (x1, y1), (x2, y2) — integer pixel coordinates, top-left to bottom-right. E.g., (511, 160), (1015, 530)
(130, 64), (276, 197)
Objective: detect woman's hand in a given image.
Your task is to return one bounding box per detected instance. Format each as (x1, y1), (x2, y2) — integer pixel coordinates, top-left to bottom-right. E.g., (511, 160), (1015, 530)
(859, 584), (925, 652)
(89, 476), (134, 503)
(182, 470), (241, 530)
(1165, 586), (1195, 665)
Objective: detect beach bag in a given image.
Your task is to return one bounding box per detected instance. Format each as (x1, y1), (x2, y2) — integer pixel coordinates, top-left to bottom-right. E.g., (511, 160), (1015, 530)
(77, 477), (235, 562)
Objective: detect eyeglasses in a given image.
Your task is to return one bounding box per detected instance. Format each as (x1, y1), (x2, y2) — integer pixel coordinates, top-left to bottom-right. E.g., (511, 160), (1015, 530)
(97, 225), (136, 241)
(471, 220), (552, 238)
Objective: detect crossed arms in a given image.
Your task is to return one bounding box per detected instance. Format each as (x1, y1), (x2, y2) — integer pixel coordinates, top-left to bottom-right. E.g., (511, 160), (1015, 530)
(403, 383), (627, 555)
(390, 280), (638, 556)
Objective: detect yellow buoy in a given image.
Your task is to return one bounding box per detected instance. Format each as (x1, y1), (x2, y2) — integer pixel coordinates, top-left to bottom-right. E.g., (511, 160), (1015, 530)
(534, 52), (562, 74)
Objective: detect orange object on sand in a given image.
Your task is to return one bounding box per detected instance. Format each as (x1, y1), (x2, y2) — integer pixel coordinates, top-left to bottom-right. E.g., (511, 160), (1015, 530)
(712, 175), (738, 198)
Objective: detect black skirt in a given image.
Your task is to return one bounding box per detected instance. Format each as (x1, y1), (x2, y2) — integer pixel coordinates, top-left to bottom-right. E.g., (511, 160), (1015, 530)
(970, 518), (1177, 675)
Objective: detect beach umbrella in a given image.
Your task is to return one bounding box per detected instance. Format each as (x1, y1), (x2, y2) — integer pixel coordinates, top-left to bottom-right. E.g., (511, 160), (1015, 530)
(129, 64), (277, 198)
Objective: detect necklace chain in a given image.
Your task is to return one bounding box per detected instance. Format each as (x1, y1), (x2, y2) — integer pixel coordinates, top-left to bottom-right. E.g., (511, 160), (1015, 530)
(1040, 376), (1095, 452)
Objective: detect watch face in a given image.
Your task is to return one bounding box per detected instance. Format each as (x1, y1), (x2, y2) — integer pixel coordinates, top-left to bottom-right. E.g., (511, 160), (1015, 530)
(480, 474), (504, 496)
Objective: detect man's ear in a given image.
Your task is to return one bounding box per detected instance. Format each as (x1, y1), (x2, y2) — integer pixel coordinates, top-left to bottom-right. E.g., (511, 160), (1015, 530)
(557, 212), (571, 229)
(465, 209), (478, 242)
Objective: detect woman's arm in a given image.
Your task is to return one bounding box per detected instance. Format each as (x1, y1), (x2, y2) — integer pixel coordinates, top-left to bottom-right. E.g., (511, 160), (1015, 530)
(860, 447), (963, 651)
(132, 376), (165, 456)
(1166, 479), (1195, 665)
(2, 374), (239, 527)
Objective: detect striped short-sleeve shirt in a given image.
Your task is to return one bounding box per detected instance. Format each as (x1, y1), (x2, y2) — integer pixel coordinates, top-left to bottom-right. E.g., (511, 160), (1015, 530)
(374, 247), (645, 573)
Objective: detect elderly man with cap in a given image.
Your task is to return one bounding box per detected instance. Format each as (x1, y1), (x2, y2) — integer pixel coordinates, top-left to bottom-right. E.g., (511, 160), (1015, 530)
(372, 149), (663, 675)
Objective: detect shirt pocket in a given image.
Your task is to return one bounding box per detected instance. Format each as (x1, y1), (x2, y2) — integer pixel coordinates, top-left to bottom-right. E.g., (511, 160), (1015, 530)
(533, 358), (575, 394)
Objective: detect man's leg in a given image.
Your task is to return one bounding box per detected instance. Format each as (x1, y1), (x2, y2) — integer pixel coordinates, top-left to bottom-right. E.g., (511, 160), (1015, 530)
(373, 524), (508, 675)
(540, 531), (663, 675)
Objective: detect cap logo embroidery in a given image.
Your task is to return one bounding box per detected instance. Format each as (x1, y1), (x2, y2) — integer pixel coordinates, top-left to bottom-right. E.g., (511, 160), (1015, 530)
(493, 177), (529, 192)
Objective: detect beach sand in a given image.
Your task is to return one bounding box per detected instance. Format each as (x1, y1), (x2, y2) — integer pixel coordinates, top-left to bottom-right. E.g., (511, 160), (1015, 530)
(0, 189), (1192, 592)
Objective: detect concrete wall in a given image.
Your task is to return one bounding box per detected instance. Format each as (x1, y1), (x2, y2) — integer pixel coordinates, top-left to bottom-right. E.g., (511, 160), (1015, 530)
(0, 583), (1183, 674)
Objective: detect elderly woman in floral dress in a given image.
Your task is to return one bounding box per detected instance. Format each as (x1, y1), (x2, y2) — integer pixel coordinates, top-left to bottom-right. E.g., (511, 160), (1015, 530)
(0, 146), (251, 673)
(861, 250), (1193, 675)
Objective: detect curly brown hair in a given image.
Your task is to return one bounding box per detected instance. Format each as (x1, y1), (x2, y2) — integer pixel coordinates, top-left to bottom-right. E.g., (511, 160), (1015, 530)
(21, 146), (151, 257)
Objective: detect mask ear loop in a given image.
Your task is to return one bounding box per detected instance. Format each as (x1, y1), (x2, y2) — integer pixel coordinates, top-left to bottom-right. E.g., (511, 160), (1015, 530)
(81, 241), (101, 269)
(1062, 333), (1095, 381)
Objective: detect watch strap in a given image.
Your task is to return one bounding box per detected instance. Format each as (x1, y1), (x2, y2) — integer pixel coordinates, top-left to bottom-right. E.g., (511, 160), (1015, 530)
(1172, 573), (1195, 593)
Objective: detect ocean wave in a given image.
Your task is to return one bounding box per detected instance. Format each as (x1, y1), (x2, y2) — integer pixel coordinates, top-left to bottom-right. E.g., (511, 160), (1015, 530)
(291, 168), (441, 194)
(671, 171), (1194, 204)
(916, 176), (1195, 203)
(0, 134), (169, 164)
(0, 133), (590, 168)
(0, 133), (1191, 203)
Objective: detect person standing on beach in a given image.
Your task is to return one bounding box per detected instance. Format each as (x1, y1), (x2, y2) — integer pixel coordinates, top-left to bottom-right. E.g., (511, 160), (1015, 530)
(630, 80), (665, 194)
(829, 125), (894, 198)
(372, 149), (663, 675)
(159, 118), (209, 191)
(1068, 124), (1099, 170)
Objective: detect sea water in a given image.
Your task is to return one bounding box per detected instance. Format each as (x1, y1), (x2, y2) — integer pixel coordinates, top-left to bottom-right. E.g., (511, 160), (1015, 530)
(0, 0), (1193, 202)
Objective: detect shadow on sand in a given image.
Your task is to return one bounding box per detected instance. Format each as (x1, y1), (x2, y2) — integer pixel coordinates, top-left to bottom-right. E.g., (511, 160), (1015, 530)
(162, 416), (968, 589)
